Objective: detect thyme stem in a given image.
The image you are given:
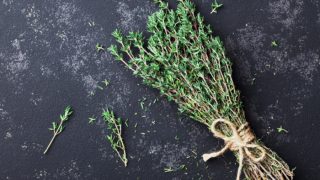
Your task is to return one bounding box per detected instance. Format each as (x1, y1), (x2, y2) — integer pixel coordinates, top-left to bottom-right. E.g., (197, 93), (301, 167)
(43, 106), (73, 154)
(102, 109), (128, 167)
(43, 132), (57, 154)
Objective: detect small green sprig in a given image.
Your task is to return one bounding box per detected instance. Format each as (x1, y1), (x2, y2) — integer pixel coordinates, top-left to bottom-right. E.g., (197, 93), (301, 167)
(277, 126), (288, 133)
(96, 43), (105, 52)
(211, 0), (223, 14)
(44, 106), (73, 154)
(88, 116), (96, 124)
(102, 109), (128, 167)
(139, 97), (146, 110)
(102, 79), (110, 87)
(271, 41), (278, 47)
(164, 165), (186, 173)
(164, 167), (174, 173)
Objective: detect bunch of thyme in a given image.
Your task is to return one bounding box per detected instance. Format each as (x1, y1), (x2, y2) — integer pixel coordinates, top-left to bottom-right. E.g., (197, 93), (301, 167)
(108, 0), (293, 179)
(102, 109), (128, 167)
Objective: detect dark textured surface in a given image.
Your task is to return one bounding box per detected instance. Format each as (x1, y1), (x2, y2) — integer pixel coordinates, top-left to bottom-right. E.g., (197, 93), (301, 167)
(0, 0), (319, 179)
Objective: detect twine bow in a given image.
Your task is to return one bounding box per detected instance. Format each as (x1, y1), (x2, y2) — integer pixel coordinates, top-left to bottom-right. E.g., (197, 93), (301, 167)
(202, 119), (266, 180)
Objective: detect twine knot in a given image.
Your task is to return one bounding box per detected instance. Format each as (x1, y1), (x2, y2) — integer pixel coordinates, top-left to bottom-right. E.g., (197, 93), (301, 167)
(202, 119), (266, 180)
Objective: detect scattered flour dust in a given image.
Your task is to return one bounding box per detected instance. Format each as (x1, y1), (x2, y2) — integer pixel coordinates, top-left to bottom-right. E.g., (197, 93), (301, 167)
(268, 0), (304, 29)
(33, 169), (50, 179)
(0, 38), (29, 86)
(4, 0), (158, 96)
(116, 1), (156, 32)
(19, 0), (109, 95)
(56, 160), (82, 179)
(2, 0), (13, 6)
(82, 75), (98, 95)
(0, 100), (16, 140)
(148, 141), (189, 170)
(33, 160), (84, 179)
(228, 23), (320, 84)
(4, 132), (12, 140)
(21, 141), (44, 153)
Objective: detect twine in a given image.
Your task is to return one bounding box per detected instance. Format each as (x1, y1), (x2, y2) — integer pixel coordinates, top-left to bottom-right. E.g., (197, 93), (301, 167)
(202, 119), (266, 180)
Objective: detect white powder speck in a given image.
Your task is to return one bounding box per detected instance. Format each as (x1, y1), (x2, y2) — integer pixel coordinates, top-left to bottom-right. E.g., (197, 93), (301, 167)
(4, 132), (12, 139)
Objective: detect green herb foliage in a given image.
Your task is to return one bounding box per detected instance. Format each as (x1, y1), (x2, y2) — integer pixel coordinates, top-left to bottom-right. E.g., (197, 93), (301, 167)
(164, 165), (186, 173)
(44, 106), (73, 154)
(88, 116), (96, 124)
(277, 126), (288, 133)
(271, 40), (278, 47)
(211, 0), (223, 14)
(102, 109), (128, 167)
(102, 79), (110, 87)
(96, 43), (105, 52)
(108, 0), (292, 179)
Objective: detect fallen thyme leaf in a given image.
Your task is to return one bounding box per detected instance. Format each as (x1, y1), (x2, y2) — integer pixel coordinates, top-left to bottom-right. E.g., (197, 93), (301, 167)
(88, 116), (96, 124)
(271, 41), (278, 47)
(96, 43), (105, 52)
(164, 165), (187, 173)
(277, 126), (288, 133)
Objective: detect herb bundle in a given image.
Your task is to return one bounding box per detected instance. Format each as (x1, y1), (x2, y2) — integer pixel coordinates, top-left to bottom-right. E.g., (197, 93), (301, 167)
(108, 0), (293, 179)
(44, 106), (73, 154)
(102, 109), (128, 167)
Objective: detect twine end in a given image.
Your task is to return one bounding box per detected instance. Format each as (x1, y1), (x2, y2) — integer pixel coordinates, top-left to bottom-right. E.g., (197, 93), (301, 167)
(202, 153), (211, 162)
(202, 152), (221, 162)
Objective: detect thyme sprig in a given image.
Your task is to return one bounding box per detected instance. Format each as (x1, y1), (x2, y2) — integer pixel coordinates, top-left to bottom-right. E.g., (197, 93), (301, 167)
(102, 109), (128, 167)
(211, 0), (223, 14)
(96, 43), (105, 52)
(277, 126), (288, 133)
(44, 106), (73, 154)
(88, 116), (96, 124)
(164, 165), (186, 173)
(108, 0), (293, 179)
(102, 79), (109, 87)
(271, 40), (278, 47)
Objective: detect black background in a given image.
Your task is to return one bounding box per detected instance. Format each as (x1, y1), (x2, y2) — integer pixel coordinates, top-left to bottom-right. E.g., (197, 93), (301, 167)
(0, 0), (319, 179)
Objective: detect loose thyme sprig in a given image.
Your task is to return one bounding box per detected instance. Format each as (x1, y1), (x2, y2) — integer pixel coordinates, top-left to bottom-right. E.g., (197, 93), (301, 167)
(102, 109), (128, 167)
(277, 126), (288, 133)
(108, 0), (293, 179)
(164, 165), (187, 173)
(88, 116), (96, 124)
(102, 79), (109, 87)
(44, 106), (73, 154)
(96, 43), (105, 52)
(211, 0), (223, 13)
(271, 40), (278, 47)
